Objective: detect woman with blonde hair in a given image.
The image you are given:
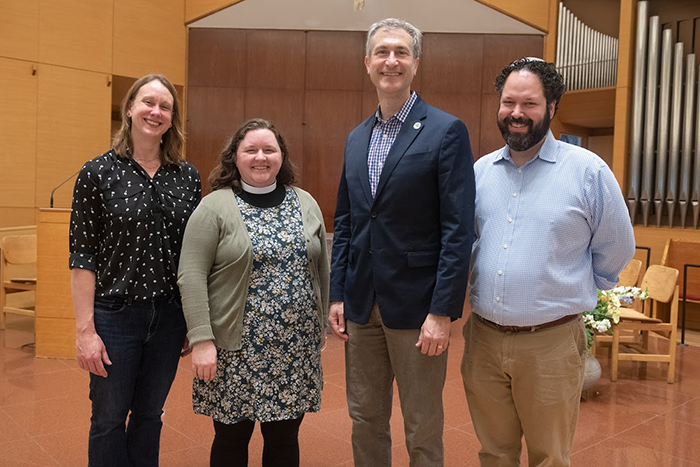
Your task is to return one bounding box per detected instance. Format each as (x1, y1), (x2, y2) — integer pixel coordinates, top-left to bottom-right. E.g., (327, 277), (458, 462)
(70, 73), (201, 466)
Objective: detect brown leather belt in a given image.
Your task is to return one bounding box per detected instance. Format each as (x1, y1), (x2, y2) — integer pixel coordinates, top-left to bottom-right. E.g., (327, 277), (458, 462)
(476, 313), (580, 333)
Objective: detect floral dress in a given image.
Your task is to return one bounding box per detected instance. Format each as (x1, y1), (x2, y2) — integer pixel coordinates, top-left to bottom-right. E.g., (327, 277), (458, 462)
(192, 187), (322, 423)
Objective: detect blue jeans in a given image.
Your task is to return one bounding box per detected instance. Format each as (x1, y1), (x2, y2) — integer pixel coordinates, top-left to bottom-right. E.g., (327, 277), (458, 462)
(88, 295), (186, 467)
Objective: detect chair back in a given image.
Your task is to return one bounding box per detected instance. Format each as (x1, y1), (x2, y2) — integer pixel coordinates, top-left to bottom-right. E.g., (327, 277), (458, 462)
(2, 235), (37, 266)
(661, 238), (700, 301)
(641, 265), (679, 304)
(618, 259), (643, 287)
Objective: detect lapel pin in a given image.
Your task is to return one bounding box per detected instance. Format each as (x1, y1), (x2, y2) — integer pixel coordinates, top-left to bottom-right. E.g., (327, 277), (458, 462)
(413, 122), (421, 130)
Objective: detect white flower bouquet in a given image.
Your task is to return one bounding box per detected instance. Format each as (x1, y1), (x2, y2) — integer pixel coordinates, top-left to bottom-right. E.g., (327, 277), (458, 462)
(582, 286), (649, 353)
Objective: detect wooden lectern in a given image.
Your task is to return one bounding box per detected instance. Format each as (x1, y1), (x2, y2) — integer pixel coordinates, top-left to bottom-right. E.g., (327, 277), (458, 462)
(36, 208), (75, 358)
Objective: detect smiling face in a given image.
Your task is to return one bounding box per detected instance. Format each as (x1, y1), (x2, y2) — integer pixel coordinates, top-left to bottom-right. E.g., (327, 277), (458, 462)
(234, 129), (283, 187)
(497, 70), (555, 155)
(127, 79), (174, 141)
(365, 27), (419, 101)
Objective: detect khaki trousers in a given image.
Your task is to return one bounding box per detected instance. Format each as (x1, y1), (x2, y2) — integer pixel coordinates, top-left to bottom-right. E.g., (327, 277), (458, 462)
(461, 313), (586, 467)
(345, 305), (448, 467)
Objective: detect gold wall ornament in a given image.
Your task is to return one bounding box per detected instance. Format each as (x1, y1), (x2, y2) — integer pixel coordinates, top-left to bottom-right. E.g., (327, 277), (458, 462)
(354, 0), (365, 11)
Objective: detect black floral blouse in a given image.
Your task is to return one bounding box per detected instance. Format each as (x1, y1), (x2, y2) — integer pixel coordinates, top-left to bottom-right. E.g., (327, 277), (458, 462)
(69, 150), (201, 300)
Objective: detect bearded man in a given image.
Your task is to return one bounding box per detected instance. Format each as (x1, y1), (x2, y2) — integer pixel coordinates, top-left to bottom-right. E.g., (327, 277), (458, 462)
(461, 58), (635, 467)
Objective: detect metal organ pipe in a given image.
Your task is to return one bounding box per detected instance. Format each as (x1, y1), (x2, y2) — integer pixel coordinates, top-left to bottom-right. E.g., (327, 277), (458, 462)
(555, 3), (619, 91)
(628, 0), (648, 225)
(667, 42), (684, 228)
(641, 16), (660, 226)
(679, 54), (696, 228)
(654, 29), (673, 227)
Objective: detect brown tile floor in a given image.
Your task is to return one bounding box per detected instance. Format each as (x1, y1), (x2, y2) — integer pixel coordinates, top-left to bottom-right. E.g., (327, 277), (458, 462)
(2, 313), (700, 467)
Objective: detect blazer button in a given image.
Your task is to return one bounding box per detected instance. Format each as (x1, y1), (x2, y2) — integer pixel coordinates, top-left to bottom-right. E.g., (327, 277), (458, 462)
(371, 211), (378, 218)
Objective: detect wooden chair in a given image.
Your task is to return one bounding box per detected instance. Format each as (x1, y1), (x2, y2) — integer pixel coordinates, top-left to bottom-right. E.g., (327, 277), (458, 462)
(617, 258), (643, 288)
(0, 234), (37, 330)
(610, 265), (679, 384)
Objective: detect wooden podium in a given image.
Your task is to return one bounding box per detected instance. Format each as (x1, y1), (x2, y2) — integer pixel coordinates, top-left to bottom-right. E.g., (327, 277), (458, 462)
(36, 208), (75, 358)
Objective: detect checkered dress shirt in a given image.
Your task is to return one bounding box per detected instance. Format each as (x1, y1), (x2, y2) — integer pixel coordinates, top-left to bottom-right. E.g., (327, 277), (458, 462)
(367, 92), (418, 197)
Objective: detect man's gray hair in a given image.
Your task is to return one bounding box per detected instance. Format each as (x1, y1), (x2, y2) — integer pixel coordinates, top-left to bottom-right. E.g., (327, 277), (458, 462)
(366, 18), (422, 59)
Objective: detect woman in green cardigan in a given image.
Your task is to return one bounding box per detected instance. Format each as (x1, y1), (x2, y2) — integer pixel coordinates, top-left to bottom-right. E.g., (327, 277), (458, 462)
(178, 118), (329, 467)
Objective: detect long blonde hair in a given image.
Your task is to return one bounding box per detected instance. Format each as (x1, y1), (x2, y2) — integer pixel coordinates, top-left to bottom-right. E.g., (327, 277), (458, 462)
(112, 74), (185, 165)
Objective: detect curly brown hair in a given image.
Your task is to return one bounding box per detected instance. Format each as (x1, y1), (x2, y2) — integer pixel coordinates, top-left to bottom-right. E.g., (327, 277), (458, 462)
(209, 118), (296, 192)
(112, 74), (185, 165)
(495, 58), (566, 116)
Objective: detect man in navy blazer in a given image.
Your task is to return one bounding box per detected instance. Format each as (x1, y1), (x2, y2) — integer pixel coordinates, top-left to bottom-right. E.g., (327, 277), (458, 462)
(329, 18), (475, 467)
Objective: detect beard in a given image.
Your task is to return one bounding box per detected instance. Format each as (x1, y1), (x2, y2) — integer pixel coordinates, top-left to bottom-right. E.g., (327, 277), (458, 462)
(497, 110), (551, 152)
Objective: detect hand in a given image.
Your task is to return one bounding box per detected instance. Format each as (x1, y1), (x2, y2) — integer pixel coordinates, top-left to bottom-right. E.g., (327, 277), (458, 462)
(76, 331), (111, 377)
(328, 302), (348, 341)
(181, 336), (192, 358)
(416, 313), (451, 356)
(321, 328), (328, 351)
(192, 340), (217, 382)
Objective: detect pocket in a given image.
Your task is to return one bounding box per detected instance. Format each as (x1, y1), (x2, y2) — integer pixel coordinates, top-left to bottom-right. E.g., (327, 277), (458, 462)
(94, 297), (128, 314)
(406, 250), (439, 268)
(102, 185), (147, 218)
(402, 150), (433, 163)
(164, 186), (197, 204)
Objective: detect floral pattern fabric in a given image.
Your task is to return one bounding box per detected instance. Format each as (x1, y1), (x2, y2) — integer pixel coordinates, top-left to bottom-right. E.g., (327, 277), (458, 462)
(192, 187), (322, 423)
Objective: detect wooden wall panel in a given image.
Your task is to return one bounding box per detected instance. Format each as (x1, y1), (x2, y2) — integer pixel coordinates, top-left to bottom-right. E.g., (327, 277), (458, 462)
(36, 65), (112, 209)
(244, 88), (305, 181)
(188, 29), (247, 87)
(0, 209), (36, 229)
(186, 86), (245, 192)
(421, 34), (484, 95)
(479, 93), (503, 158)
(306, 31), (365, 91)
(0, 0), (39, 61)
(113, 0), (186, 84)
(588, 135), (614, 168)
(481, 35), (544, 94)
(303, 90), (363, 229)
(38, 0), (113, 73)
(246, 30), (306, 90)
(0, 58), (38, 209)
(420, 92), (482, 157)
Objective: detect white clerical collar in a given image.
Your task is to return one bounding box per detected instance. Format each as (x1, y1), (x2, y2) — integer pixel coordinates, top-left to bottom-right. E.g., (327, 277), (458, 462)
(241, 180), (277, 194)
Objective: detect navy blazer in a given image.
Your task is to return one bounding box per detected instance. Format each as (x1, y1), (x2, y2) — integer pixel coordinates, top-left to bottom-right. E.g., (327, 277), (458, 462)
(330, 95), (475, 329)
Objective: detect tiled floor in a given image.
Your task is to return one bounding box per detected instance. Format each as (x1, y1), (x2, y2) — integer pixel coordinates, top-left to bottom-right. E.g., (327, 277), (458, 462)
(1, 313), (700, 467)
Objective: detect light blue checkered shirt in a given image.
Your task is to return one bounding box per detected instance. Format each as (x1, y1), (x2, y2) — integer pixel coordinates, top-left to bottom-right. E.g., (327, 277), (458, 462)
(367, 92), (418, 197)
(469, 131), (635, 326)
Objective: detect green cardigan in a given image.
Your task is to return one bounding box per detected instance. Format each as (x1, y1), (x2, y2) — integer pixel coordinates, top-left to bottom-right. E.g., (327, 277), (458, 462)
(177, 186), (329, 351)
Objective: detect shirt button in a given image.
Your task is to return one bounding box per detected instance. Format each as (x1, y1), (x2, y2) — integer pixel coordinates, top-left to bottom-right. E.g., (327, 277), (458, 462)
(495, 296), (501, 302)
(371, 212), (378, 219)
(508, 218), (513, 223)
(503, 244), (508, 249)
(498, 269), (503, 275)
(512, 192), (518, 197)
(518, 168), (522, 173)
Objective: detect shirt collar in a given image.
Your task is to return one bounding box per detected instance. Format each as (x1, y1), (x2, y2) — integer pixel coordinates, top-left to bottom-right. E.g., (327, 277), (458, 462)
(494, 130), (558, 165)
(374, 91), (417, 124)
